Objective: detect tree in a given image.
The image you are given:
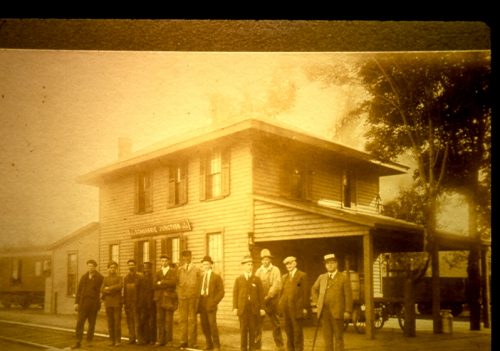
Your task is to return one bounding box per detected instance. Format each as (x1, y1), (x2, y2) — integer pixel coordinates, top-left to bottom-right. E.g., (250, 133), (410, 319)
(355, 51), (490, 332)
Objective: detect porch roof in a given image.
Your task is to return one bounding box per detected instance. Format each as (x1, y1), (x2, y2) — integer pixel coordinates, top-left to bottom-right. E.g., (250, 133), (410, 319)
(254, 195), (484, 253)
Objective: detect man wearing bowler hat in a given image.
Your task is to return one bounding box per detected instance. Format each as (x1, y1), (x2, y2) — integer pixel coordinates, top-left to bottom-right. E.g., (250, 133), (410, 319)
(72, 259), (104, 349)
(279, 256), (309, 351)
(198, 255), (224, 351)
(255, 249), (284, 351)
(233, 255), (266, 351)
(311, 254), (352, 351)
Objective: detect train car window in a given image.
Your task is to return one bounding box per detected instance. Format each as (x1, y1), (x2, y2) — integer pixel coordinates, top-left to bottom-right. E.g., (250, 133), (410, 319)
(11, 258), (22, 284)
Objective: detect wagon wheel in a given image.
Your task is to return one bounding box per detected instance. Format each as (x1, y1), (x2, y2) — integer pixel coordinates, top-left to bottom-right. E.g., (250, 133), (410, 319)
(397, 306), (405, 331)
(343, 319), (350, 331)
(352, 305), (366, 334)
(374, 307), (385, 329)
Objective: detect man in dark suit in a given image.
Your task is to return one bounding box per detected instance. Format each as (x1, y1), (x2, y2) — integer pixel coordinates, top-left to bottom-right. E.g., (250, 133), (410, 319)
(279, 256), (309, 351)
(137, 261), (156, 345)
(197, 255), (225, 351)
(154, 254), (178, 347)
(233, 255), (266, 351)
(72, 259), (104, 349)
(124, 259), (142, 344)
(311, 254), (352, 351)
(101, 261), (123, 346)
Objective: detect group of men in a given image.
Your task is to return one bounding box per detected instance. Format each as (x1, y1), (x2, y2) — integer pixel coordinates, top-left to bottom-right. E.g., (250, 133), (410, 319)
(72, 251), (223, 350)
(233, 250), (353, 351)
(72, 249), (353, 351)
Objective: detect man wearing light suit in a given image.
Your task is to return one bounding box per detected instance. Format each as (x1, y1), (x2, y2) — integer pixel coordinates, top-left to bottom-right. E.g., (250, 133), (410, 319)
(279, 256), (309, 351)
(311, 254), (352, 351)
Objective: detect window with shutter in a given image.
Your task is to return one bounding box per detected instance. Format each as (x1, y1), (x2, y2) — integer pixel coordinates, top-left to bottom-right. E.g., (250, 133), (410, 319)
(161, 235), (185, 267)
(135, 239), (155, 272)
(168, 164), (188, 207)
(342, 169), (356, 208)
(136, 172), (153, 214)
(280, 160), (312, 201)
(200, 148), (230, 201)
(206, 231), (223, 274)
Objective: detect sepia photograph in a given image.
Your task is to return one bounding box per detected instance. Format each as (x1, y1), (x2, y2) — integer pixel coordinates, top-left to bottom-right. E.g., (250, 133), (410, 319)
(0, 20), (491, 350)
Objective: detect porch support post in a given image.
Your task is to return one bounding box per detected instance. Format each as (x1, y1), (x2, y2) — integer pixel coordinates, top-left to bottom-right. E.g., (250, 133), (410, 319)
(480, 245), (491, 328)
(363, 232), (375, 339)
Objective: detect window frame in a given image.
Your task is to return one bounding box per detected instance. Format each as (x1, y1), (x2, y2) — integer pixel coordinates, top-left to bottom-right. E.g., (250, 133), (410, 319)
(109, 243), (120, 265)
(205, 229), (224, 276)
(200, 148), (230, 201)
(135, 171), (153, 214)
(280, 159), (312, 201)
(161, 234), (186, 267)
(168, 162), (188, 208)
(67, 251), (78, 297)
(341, 169), (357, 209)
(135, 239), (156, 272)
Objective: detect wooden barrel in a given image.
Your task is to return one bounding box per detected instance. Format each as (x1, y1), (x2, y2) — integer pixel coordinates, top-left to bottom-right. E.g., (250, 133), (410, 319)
(348, 270), (360, 301)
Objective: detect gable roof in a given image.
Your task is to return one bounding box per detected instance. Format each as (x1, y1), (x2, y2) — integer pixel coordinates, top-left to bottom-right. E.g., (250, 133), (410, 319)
(77, 117), (409, 186)
(48, 222), (99, 249)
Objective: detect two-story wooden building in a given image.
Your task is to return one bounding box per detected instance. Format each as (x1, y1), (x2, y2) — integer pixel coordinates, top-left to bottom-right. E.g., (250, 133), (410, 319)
(76, 118), (475, 333)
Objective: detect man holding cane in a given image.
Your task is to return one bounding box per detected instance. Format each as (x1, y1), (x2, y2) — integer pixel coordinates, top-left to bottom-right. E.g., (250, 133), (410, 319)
(311, 254), (352, 351)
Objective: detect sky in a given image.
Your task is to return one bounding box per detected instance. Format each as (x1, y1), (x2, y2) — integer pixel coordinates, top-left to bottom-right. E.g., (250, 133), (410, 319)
(0, 50), (471, 248)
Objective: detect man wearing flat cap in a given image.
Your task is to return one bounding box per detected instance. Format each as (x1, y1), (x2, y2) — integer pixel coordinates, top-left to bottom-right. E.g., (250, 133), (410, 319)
(178, 250), (202, 348)
(233, 255), (266, 351)
(311, 254), (352, 351)
(72, 259), (104, 349)
(198, 255), (224, 351)
(154, 254), (178, 347)
(279, 256), (309, 351)
(255, 249), (284, 351)
(101, 261), (123, 346)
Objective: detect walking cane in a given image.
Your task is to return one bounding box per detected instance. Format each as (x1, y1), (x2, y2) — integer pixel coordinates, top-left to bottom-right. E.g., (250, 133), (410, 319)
(311, 311), (322, 351)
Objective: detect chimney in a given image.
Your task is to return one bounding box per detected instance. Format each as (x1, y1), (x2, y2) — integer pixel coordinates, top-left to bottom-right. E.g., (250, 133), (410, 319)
(118, 137), (132, 160)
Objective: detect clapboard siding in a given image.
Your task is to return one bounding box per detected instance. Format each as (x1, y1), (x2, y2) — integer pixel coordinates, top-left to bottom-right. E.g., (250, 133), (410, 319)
(98, 141), (253, 322)
(254, 200), (368, 241)
(253, 138), (379, 215)
(356, 172), (380, 214)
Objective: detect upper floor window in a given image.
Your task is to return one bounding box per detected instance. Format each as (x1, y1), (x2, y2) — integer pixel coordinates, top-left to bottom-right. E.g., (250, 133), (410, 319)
(200, 149), (230, 200)
(168, 164), (188, 207)
(280, 161), (312, 201)
(342, 169), (356, 208)
(135, 172), (153, 213)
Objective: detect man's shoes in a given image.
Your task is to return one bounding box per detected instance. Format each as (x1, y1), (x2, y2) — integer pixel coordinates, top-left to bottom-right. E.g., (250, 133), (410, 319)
(180, 342), (188, 348)
(204, 346), (214, 351)
(114, 342), (122, 347)
(154, 343), (166, 347)
(128, 339), (137, 345)
(108, 342), (115, 346)
(71, 342), (81, 349)
(190, 344), (199, 349)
